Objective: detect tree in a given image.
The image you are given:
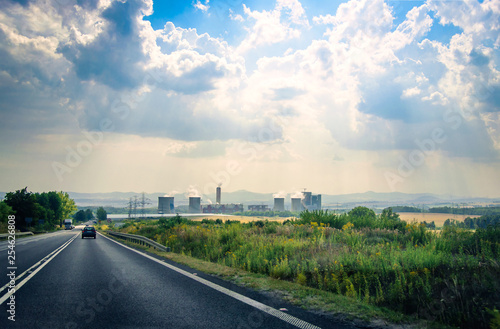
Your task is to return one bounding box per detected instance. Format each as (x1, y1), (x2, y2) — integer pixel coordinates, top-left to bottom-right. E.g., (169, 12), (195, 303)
(348, 206), (376, 220)
(58, 192), (77, 227)
(47, 191), (62, 223)
(4, 187), (39, 228)
(73, 210), (86, 223)
(34, 191), (62, 227)
(0, 201), (14, 223)
(381, 207), (400, 221)
(96, 207), (107, 222)
(85, 209), (94, 221)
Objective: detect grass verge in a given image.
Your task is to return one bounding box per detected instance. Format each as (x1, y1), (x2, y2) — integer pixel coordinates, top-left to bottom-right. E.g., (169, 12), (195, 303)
(101, 231), (453, 329)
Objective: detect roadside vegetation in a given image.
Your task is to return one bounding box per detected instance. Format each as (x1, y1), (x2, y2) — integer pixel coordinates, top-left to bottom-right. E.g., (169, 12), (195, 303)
(110, 208), (500, 328)
(0, 187), (76, 232)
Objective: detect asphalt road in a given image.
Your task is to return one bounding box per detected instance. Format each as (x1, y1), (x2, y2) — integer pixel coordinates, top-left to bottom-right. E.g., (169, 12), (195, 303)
(0, 227), (355, 329)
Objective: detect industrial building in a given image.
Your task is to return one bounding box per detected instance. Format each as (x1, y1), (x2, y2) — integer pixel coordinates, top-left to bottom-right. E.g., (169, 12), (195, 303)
(188, 197), (201, 213)
(158, 197), (175, 214)
(248, 205), (271, 212)
(274, 198), (285, 211)
(311, 194), (322, 210)
(301, 191), (321, 211)
(202, 203), (243, 214)
(290, 191), (321, 212)
(291, 198), (303, 212)
(202, 186), (243, 214)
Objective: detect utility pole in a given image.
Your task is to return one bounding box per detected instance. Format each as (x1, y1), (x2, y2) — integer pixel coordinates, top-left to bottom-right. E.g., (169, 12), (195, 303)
(133, 195), (138, 218)
(127, 197), (133, 219)
(140, 192), (151, 218)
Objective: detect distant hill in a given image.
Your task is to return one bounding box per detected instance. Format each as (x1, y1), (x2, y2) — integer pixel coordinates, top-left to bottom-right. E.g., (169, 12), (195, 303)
(1, 190), (498, 209)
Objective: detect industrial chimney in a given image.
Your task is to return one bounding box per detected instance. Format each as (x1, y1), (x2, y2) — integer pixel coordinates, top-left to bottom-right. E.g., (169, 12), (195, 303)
(216, 186), (221, 205)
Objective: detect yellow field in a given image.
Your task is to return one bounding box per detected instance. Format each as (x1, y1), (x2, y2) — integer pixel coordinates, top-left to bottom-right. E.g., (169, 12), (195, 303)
(397, 212), (480, 226)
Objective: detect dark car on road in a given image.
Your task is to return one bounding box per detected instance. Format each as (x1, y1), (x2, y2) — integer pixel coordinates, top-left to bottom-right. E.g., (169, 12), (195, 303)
(82, 226), (96, 239)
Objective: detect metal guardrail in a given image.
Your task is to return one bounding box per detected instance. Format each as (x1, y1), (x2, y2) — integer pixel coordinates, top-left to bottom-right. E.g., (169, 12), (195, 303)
(106, 231), (170, 252)
(0, 232), (34, 239)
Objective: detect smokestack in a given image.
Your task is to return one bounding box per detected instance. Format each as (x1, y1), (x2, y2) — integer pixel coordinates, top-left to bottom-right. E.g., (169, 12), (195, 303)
(189, 197), (201, 213)
(216, 186), (221, 205)
(274, 198), (285, 212)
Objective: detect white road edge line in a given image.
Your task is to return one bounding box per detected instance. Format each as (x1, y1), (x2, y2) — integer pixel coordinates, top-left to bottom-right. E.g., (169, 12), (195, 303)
(101, 232), (322, 329)
(0, 233), (79, 304)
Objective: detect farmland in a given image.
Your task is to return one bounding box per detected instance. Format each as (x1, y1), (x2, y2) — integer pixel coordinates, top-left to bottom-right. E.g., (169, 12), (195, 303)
(396, 212), (480, 227)
(110, 208), (500, 328)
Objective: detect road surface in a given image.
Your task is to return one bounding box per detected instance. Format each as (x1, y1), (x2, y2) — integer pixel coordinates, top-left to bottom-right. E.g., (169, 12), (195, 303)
(0, 227), (354, 328)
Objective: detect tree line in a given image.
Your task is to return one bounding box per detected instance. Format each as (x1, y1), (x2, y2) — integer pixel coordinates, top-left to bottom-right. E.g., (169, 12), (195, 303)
(444, 214), (500, 229)
(73, 207), (107, 223)
(391, 205), (500, 216)
(0, 187), (76, 230)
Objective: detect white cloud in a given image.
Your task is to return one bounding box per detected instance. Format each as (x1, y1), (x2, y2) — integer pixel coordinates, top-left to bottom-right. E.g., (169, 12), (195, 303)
(237, 0), (309, 53)
(229, 9), (244, 22)
(0, 0), (499, 196)
(428, 0), (500, 47)
(402, 87), (421, 99)
(193, 0), (210, 13)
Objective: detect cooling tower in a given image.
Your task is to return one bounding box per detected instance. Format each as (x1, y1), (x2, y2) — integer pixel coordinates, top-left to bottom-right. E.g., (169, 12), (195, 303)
(189, 197), (201, 213)
(274, 198), (285, 212)
(158, 197), (175, 214)
(291, 198), (303, 212)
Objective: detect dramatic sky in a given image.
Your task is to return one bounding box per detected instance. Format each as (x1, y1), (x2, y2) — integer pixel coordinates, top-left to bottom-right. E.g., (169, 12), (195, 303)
(0, 0), (499, 197)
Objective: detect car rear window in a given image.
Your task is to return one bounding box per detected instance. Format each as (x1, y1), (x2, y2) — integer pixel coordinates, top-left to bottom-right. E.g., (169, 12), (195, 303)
(85, 227), (95, 231)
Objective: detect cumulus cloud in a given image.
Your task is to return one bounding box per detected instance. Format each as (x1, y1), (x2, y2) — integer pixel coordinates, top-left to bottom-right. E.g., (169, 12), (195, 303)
(237, 0), (309, 53)
(193, 0), (209, 13)
(0, 0), (499, 196)
(428, 0), (500, 47)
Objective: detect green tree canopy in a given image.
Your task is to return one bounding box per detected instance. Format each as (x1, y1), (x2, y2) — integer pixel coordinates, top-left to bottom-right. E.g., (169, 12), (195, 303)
(348, 206), (376, 220)
(73, 210), (86, 223)
(96, 207), (107, 222)
(4, 187), (39, 228)
(0, 201), (14, 223)
(381, 207), (400, 221)
(3, 188), (77, 229)
(85, 209), (94, 221)
(58, 191), (77, 226)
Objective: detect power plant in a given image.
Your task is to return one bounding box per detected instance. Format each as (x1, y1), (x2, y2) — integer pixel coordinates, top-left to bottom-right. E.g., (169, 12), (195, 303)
(291, 198), (303, 212)
(158, 197), (174, 214)
(156, 187), (322, 214)
(273, 198), (285, 211)
(301, 190), (321, 211)
(188, 197), (201, 213)
(202, 186), (242, 214)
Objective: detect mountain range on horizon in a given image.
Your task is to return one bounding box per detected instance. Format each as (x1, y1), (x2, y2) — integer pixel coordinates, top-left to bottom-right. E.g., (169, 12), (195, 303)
(1, 190), (498, 208)
(1, 190), (496, 208)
